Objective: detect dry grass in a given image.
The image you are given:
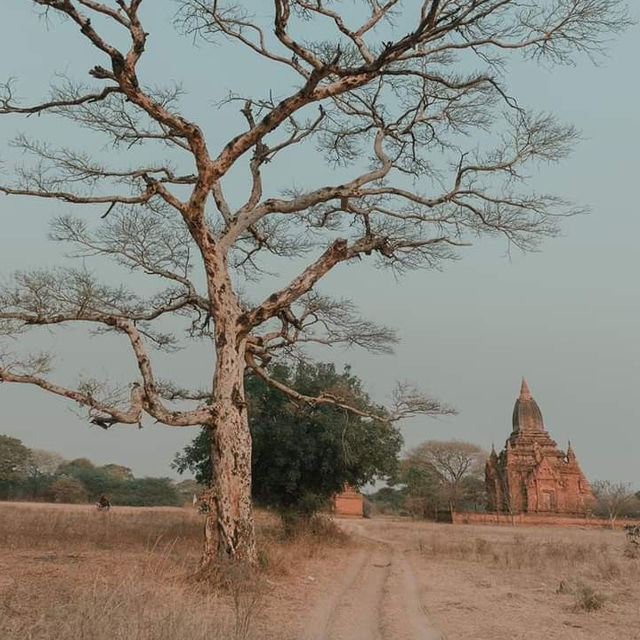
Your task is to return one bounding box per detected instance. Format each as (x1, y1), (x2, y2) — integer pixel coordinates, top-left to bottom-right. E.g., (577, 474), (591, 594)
(0, 502), (349, 640)
(411, 524), (638, 589)
(416, 528), (623, 577)
(0, 502), (203, 555)
(257, 514), (349, 576)
(373, 519), (640, 639)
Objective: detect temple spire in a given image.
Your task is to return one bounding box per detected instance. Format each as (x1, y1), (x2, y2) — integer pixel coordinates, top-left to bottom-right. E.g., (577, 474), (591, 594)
(512, 377), (544, 432)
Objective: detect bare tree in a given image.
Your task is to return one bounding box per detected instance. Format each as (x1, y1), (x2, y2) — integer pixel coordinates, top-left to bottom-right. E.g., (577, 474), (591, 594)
(0, 1), (629, 564)
(404, 440), (486, 518)
(592, 480), (638, 527)
(28, 449), (67, 475)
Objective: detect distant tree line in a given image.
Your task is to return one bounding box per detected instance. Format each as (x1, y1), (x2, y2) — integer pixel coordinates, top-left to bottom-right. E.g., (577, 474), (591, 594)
(0, 434), (192, 506)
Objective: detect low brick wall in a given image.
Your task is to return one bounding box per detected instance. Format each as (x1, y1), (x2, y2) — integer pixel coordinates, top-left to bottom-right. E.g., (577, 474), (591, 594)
(453, 512), (640, 529)
(334, 492), (363, 517)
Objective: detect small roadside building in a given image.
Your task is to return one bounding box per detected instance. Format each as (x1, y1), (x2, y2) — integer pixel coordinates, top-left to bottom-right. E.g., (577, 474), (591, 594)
(333, 485), (364, 517)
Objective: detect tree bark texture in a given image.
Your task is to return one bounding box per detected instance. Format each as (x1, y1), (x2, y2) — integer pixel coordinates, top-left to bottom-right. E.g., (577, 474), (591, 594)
(201, 344), (256, 564)
(201, 255), (257, 565)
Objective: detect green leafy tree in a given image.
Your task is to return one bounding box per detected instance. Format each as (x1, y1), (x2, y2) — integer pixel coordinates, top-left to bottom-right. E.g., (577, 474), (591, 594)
(367, 487), (406, 515)
(29, 449), (67, 475)
(0, 434), (29, 479)
(58, 458), (122, 499)
(174, 362), (402, 522)
(57, 458), (95, 475)
(175, 478), (203, 505)
(0, 435), (30, 499)
(399, 453), (443, 519)
(460, 475), (488, 513)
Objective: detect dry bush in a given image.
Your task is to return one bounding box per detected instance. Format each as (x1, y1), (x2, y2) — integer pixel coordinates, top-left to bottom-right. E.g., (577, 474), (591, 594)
(258, 513), (349, 575)
(200, 561), (267, 640)
(555, 578), (609, 612)
(572, 583), (608, 612)
(595, 557), (621, 581)
(413, 523), (639, 623)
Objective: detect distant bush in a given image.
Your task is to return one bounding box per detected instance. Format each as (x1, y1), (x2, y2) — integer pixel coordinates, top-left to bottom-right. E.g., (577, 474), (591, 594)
(49, 477), (88, 504)
(56, 458), (181, 506)
(367, 486), (406, 515)
(110, 478), (182, 507)
(0, 436), (183, 507)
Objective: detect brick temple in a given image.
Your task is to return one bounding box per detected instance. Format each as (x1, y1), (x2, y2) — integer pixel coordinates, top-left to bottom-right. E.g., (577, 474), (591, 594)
(485, 379), (595, 515)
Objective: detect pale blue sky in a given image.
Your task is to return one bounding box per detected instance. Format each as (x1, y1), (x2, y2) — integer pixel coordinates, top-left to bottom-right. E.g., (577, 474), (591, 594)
(0, 2), (638, 484)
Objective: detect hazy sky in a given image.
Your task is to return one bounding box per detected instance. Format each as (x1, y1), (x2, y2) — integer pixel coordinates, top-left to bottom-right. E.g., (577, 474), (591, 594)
(0, 2), (638, 485)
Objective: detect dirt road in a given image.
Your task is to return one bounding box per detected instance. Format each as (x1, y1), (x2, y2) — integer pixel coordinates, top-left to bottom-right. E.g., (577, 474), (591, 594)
(300, 519), (442, 640)
(293, 517), (639, 640)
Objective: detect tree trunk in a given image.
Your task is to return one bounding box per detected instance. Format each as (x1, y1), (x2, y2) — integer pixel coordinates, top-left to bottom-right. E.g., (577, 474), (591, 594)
(201, 334), (257, 566)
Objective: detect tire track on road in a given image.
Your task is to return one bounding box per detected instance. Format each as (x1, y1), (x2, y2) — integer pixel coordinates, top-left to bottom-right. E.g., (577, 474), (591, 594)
(338, 520), (443, 640)
(303, 542), (392, 640)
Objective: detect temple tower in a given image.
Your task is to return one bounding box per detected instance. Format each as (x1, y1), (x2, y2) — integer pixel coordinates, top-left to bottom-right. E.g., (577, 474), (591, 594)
(485, 379), (595, 515)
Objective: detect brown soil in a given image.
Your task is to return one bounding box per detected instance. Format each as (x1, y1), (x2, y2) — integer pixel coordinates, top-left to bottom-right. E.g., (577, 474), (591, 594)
(295, 519), (440, 640)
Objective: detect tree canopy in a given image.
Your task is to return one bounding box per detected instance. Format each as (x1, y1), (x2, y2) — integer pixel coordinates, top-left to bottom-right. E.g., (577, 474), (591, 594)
(0, 435), (30, 481)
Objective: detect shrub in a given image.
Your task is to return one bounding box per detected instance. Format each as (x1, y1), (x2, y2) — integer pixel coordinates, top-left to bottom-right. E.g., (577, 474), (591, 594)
(573, 584), (607, 612)
(48, 477), (88, 504)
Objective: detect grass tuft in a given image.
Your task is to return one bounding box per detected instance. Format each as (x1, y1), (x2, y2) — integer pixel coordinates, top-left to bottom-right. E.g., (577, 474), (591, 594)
(573, 583), (608, 612)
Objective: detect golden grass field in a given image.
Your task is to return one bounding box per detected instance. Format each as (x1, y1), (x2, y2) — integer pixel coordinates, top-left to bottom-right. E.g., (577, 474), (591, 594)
(0, 502), (349, 640)
(1, 503), (638, 639)
(365, 518), (640, 639)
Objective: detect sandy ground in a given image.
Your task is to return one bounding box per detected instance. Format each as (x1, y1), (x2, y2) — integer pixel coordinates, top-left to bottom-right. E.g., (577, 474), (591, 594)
(294, 519), (440, 640)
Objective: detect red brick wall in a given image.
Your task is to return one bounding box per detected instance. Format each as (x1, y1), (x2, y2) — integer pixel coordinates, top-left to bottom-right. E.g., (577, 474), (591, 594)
(333, 491), (364, 517)
(453, 512), (640, 529)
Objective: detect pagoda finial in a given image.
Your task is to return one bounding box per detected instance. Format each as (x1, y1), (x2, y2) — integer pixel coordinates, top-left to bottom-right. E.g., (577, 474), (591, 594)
(520, 377), (532, 399)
